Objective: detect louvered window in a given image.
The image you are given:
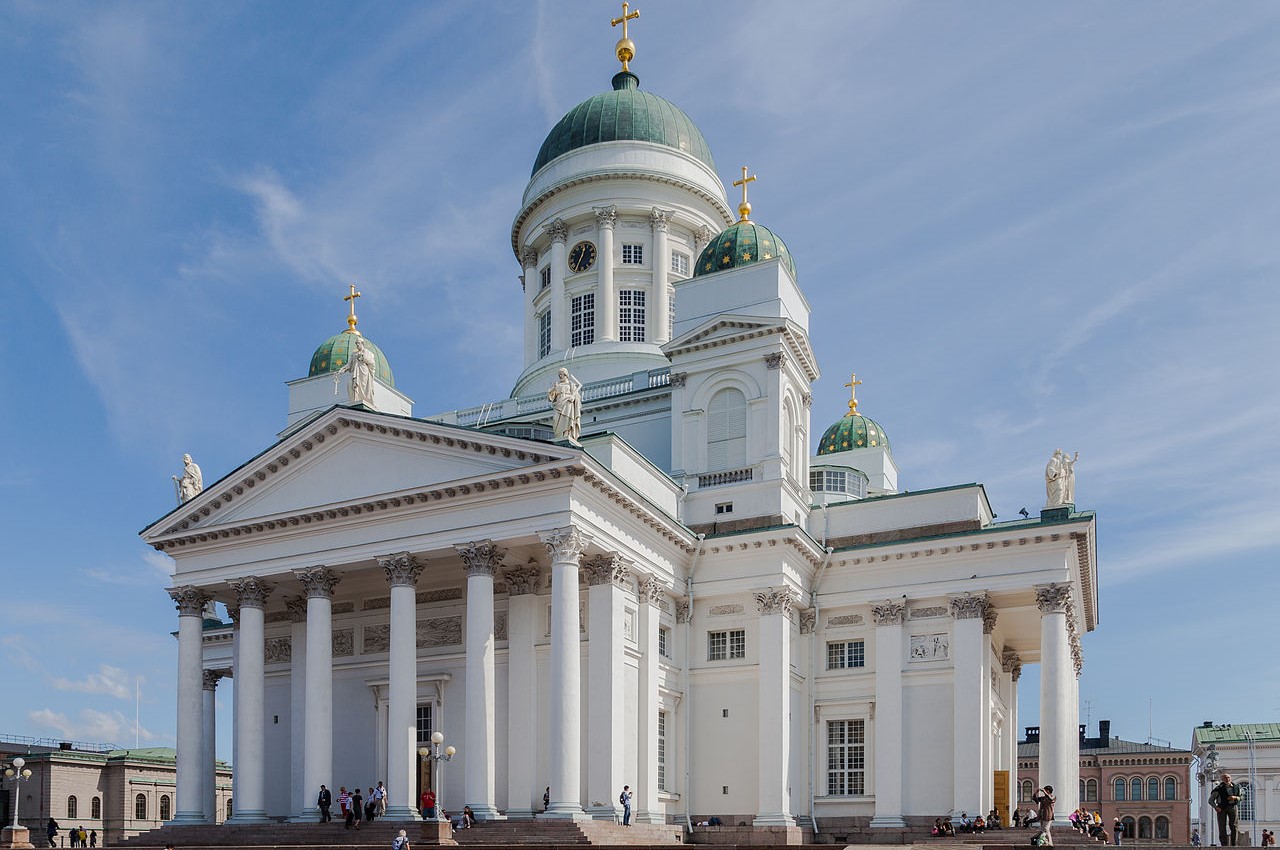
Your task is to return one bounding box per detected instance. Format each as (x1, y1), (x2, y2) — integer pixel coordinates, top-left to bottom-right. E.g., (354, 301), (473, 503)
(707, 388), (747, 471)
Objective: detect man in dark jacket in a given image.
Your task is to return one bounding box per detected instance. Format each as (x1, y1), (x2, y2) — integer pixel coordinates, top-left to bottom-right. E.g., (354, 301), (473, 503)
(1209, 773), (1244, 846)
(317, 785), (332, 822)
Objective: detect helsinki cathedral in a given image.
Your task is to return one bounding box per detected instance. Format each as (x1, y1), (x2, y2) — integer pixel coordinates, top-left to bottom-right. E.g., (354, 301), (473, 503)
(144, 7), (1097, 841)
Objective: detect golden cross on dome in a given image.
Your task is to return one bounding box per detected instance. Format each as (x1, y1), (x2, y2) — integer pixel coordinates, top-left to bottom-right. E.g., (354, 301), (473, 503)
(844, 373), (863, 415)
(733, 166), (757, 222)
(343, 284), (362, 334)
(611, 3), (640, 71)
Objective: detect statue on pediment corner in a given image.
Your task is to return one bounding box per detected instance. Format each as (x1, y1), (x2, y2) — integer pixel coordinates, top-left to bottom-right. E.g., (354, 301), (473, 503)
(173, 453), (203, 504)
(548, 367), (583, 444)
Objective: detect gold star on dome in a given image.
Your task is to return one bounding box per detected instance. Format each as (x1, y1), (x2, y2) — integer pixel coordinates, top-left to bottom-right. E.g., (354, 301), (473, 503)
(741, 251), (752, 261)
(762, 252), (773, 260)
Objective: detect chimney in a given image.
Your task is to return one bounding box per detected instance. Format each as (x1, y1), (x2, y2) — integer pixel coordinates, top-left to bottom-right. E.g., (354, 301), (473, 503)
(58, 742), (72, 750)
(1025, 726), (1040, 744)
(1099, 720), (1111, 743)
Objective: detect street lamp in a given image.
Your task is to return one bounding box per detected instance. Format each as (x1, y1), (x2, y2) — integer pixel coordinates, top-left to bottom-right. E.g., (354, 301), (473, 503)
(417, 732), (456, 823)
(1243, 731), (1258, 847)
(3, 757), (34, 840)
(1205, 745), (1219, 847)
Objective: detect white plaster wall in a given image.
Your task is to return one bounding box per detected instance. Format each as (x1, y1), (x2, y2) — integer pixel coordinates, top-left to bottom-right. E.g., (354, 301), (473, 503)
(819, 486), (992, 540)
(673, 262), (810, 336)
(263, 677), (292, 816)
(902, 679), (955, 816)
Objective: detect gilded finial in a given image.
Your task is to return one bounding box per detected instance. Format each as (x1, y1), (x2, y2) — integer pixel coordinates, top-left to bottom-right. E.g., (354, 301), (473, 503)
(343, 284), (362, 335)
(732, 166), (757, 222)
(611, 2), (640, 72)
(843, 373), (863, 415)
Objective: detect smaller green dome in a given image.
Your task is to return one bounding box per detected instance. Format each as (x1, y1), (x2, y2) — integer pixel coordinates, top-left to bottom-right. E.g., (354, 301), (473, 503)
(817, 413), (890, 455)
(694, 220), (795, 278)
(308, 331), (395, 388)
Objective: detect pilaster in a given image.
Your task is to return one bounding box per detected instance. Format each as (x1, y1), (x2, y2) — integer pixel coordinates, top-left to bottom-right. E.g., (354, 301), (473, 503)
(950, 593), (987, 821)
(635, 575), (665, 824)
(870, 602), (906, 827)
(522, 247), (540, 364)
(753, 587), (797, 826)
(651, 208), (672, 344)
(583, 553), (628, 820)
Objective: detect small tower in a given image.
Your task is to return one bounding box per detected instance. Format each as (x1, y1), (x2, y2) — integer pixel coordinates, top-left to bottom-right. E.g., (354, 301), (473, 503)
(811, 374), (898, 501)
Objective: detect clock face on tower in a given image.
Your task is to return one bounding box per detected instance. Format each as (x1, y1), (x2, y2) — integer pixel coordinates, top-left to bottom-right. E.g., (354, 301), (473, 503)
(567, 241), (597, 273)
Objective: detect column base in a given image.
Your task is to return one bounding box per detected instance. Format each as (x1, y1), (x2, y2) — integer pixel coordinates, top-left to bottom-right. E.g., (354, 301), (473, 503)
(505, 808), (535, 820)
(870, 815), (907, 828)
(418, 821), (458, 845)
(636, 811), (666, 825)
(467, 804), (504, 821)
(0, 826), (33, 849)
(170, 810), (209, 824)
(542, 804), (593, 822)
(752, 812), (795, 827)
(384, 805), (423, 821)
(226, 809), (272, 824)
(585, 804), (622, 821)
(290, 806), (325, 823)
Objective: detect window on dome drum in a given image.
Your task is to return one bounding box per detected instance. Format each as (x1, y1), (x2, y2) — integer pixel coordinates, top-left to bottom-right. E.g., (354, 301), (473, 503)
(538, 310), (552, 358)
(1131, 777), (1143, 801)
(671, 251), (689, 276)
(827, 640), (866, 669)
(657, 710), (668, 790)
(91, 797), (101, 820)
(708, 629), (745, 661)
(540, 265), (551, 290)
(67, 796), (77, 819)
(1164, 777), (1176, 800)
(707, 388), (747, 471)
(1147, 777), (1159, 801)
(135, 793), (147, 821)
(416, 704), (433, 744)
(621, 243), (644, 264)
(619, 290), (646, 342)
(658, 625), (670, 658)
(160, 794), (171, 821)
(571, 293), (595, 347)
(1086, 778), (1098, 801)
(1114, 778), (1126, 801)
(826, 719), (866, 795)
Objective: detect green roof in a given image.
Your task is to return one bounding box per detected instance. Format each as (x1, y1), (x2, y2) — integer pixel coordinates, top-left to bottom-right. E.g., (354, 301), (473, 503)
(817, 412), (890, 455)
(532, 71), (715, 176)
(308, 331), (395, 387)
(1194, 723), (1280, 744)
(694, 220), (795, 278)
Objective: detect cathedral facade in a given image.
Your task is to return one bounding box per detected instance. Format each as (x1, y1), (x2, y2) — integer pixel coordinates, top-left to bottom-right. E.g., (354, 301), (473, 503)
(143, 18), (1097, 840)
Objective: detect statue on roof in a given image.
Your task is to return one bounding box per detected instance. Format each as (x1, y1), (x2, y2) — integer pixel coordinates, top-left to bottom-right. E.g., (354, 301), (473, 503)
(335, 336), (378, 407)
(548, 367), (584, 444)
(173, 453), (203, 504)
(1045, 449), (1080, 508)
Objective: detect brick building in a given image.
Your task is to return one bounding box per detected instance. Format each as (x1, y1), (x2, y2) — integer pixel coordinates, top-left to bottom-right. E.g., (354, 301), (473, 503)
(1018, 721), (1192, 843)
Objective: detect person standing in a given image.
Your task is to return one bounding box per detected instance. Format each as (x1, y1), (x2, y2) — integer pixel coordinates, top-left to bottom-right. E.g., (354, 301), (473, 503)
(89, 831), (97, 848)
(374, 781), (387, 817)
(339, 786), (352, 829)
(421, 788), (436, 820)
(543, 787), (550, 813)
(365, 788), (377, 822)
(1031, 785), (1056, 846)
(350, 786), (364, 830)
(619, 785), (632, 826)
(45, 818), (58, 849)
(317, 784), (332, 823)
(1210, 773), (1244, 847)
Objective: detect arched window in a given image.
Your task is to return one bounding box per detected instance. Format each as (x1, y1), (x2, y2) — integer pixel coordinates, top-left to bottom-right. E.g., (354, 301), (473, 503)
(781, 405), (794, 471)
(1164, 776), (1177, 800)
(707, 388), (747, 471)
(91, 797), (101, 819)
(1240, 782), (1254, 821)
(1138, 816), (1153, 839)
(160, 794), (171, 821)
(1080, 780), (1085, 801)
(1131, 777), (1143, 800)
(1020, 779), (1034, 802)
(1086, 779), (1098, 801)
(1114, 778), (1127, 801)
(226, 799), (233, 820)
(1148, 777), (1159, 801)
(1122, 817), (1136, 838)
(1155, 816), (1170, 839)
(135, 793), (147, 820)
(67, 796), (77, 818)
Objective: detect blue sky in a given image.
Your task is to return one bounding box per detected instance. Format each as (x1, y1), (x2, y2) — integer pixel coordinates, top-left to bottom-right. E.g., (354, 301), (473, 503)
(2, 2), (1277, 763)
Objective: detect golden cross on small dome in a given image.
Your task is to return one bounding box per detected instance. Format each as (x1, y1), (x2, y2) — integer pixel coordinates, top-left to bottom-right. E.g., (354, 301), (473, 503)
(611, 2), (640, 72)
(844, 373), (863, 415)
(733, 166), (757, 222)
(343, 284), (362, 334)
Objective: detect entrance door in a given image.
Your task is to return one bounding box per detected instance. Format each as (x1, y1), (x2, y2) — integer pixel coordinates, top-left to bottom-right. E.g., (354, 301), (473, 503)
(993, 770), (1010, 826)
(418, 759), (433, 814)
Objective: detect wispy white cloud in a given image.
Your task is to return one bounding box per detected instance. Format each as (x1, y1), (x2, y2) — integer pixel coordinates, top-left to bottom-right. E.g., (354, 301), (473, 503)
(53, 665), (134, 701)
(28, 707), (155, 746)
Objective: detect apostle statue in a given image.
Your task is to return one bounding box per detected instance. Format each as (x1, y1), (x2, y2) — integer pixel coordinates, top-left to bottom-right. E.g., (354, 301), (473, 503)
(548, 367), (584, 444)
(173, 453), (203, 504)
(335, 337), (378, 407)
(1044, 449), (1080, 507)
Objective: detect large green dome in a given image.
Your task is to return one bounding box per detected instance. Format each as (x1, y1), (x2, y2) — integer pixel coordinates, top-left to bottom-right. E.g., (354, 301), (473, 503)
(308, 331), (395, 388)
(694, 220), (796, 278)
(817, 412), (890, 455)
(532, 71), (715, 176)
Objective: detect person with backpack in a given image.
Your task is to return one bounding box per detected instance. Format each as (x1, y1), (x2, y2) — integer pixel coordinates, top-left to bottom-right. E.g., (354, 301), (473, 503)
(1031, 785), (1056, 846)
(392, 828), (410, 850)
(619, 785), (632, 826)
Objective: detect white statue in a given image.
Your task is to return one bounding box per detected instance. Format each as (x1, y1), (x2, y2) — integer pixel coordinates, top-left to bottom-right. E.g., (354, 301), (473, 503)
(335, 336), (378, 407)
(173, 453), (203, 504)
(548, 367), (584, 443)
(1044, 448), (1080, 507)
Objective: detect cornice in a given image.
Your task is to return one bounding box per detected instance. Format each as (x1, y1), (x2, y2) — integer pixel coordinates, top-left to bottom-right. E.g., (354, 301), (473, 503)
(577, 466), (696, 553)
(702, 529), (823, 570)
(832, 524), (1093, 569)
(664, 318), (818, 383)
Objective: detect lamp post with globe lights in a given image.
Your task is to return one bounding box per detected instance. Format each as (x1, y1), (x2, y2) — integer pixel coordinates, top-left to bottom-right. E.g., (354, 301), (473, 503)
(1, 757), (35, 849)
(418, 732), (456, 823)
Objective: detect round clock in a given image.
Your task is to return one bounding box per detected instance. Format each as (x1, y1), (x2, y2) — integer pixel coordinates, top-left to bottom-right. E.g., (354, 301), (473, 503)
(567, 240), (597, 273)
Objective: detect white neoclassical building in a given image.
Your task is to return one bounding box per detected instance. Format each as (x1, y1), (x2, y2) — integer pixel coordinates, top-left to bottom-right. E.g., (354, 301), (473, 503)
(142, 18), (1099, 842)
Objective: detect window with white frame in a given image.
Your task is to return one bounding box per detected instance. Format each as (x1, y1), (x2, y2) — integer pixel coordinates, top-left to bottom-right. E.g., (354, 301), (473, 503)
(571, 293), (595, 347)
(708, 628), (745, 660)
(658, 625), (670, 658)
(1147, 777), (1159, 801)
(671, 251), (690, 276)
(827, 719), (866, 795)
(1131, 777), (1142, 800)
(657, 710), (668, 790)
(1114, 777), (1126, 800)
(538, 310), (552, 358)
(1240, 782), (1254, 821)
(1164, 777), (1176, 800)
(707, 387), (747, 471)
(1086, 778), (1098, 801)
(135, 794), (147, 821)
(67, 796), (77, 819)
(539, 265), (551, 290)
(621, 243), (644, 264)
(416, 704), (433, 744)
(827, 640), (866, 669)
(91, 797), (101, 819)
(619, 289), (646, 341)
(160, 794), (171, 821)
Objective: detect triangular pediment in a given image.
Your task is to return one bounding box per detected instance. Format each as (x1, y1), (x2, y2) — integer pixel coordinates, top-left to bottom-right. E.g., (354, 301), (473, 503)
(663, 315), (819, 381)
(142, 408), (575, 539)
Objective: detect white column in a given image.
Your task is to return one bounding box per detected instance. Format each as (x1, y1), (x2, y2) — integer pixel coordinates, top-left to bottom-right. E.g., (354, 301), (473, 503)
(753, 588), (796, 826)
(201, 670), (223, 823)
(584, 554), (627, 821)
(595, 206), (617, 341)
(285, 598), (308, 819)
(457, 542), (504, 821)
(504, 562), (543, 819)
(522, 248), (540, 365)
(380, 552), (425, 820)
(651, 208), (672, 344)
(636, 576), (663, 824)
(539, 526), (591, 820)
(295, 566), (339, 821)
(1037, 584), (1074, 825)
(169, 586), (210, 824)
(228, 577), (272, 823)
(1003, 652), (1023, 823)
(870, 602), (907, 827)
(950, 594), (987, 821)
(546, 219), (569, 353)
(981, 607), (998, 816)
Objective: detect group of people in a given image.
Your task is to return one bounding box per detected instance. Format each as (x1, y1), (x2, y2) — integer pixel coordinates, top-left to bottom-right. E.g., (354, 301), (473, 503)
(1068, 807), (1111, 843)
(45, 820), (96, 849)
(316, 781), (386, 829)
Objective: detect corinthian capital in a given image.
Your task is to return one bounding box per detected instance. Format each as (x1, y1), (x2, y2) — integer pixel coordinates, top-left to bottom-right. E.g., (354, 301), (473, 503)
(169, 585), (211, 617)
(521, 247), (540, 269)
(754, 587), (797, 618)
(650, 207), (673, 232)
(539, 526), (591, 564)
(379, 551), (425, 587)
(1001, 650), (1023, 681)
(983, 607), (999, 635)
(638, 576), (665, 607)
(582, 553), (628, 587)
(202, 670), (224, 691)
(228, 576), (273, 609)
(1035, 584), (1072, 615)
(503, 561), (543, 596)
(455, 540), (505, 579)
(949, 593), (988, 620)
(872, 602), (906, 626)
(593, 204), (618, 228)
(294, 566), (340, 599)
(285, 596), (308, 623)
(544, 218), (569, 243)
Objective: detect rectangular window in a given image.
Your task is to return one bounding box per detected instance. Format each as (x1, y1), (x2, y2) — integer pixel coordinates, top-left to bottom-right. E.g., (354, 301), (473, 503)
(539, 266), (551, 290)
(671, 252), (689, 276)
(416, 704), (433, 744)
(827, 719), (866, 795)
(657, 710), (668, 790)
(538, 310), (552, 358)
(619, 289), (646, 342)
(715, 502), (733, 514)
(621, 243), (644, 264)
(658, 625), (670, 658)
(708, 628), (745, 660)
(827, 640), (866, 669)
(571, 293), (595, 347)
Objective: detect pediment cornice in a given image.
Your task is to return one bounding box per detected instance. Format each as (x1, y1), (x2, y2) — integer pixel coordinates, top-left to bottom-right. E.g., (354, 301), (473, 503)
(664, 315), (818, 382)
